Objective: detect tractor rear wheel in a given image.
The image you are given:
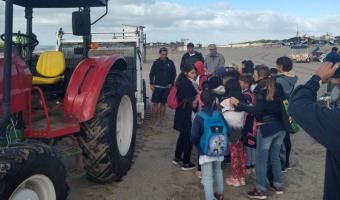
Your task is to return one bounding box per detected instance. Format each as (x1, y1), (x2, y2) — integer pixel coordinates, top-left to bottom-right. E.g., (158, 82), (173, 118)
(0, 139), (69, 200)
(78, 71), (137, 183)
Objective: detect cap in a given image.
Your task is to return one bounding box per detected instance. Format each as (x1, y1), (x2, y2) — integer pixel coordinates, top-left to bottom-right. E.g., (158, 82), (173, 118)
(214, 67), (226, 78)
(226, 63), (239, 71)
(159, 47), (168, 52)
(187, 43), (194, 48)
(208, 44), (217, 49)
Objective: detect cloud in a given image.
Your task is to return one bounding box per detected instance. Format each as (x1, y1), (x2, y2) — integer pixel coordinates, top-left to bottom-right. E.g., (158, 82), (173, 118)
(1, 1), (340, 45)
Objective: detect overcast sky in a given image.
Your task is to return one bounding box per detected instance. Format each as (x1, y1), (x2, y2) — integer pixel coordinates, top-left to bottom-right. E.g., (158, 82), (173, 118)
(1, 0), (340, 45)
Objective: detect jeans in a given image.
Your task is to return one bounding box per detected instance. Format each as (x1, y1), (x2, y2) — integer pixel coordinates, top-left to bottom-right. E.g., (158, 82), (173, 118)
(175, 132), (193, 164)
(245, 146), (256, 167)
(283, 131), (291, 166)
(255, 128), (286, 192)
(201, 161), (224, 200)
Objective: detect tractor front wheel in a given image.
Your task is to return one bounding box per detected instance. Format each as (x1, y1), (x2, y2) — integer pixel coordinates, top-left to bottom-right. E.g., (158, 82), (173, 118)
(0, 139), (69, 200)
(78, 71), (137, 183)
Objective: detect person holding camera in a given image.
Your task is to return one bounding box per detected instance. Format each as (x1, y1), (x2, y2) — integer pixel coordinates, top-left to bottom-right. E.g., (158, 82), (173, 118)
(288, 62), (340, 200)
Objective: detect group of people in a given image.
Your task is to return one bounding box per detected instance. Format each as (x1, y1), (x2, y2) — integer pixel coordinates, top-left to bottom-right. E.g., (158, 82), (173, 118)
(149, 44), (340, 200)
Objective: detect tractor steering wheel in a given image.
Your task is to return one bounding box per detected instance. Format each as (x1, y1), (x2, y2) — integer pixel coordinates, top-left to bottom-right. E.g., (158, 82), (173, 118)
(0, 33), (39, 47)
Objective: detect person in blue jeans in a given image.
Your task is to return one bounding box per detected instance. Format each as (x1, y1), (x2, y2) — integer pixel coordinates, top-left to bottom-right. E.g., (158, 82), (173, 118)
(191, 90), (229, 200)
(230, 65), (286, 199)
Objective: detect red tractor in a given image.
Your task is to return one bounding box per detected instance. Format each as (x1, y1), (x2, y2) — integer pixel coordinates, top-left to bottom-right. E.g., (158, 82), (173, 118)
(0, 0), (137, 199)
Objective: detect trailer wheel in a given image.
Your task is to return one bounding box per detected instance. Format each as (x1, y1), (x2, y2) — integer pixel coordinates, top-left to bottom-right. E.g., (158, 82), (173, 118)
(79, 71), (137, 183)
(0, 139), (69, 200)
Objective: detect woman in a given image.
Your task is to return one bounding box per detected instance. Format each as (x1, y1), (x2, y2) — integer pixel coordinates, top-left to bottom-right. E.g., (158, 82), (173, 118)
(172, 64), (198, 171)
(275, 56), (298, 170)
(230, 65), (286, 199)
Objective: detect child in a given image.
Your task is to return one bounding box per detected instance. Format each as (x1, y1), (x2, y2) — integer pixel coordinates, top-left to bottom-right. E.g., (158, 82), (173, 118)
(239, 74), (256, 174)
(270, 68), (278, 77)
(194, 80), (213, 179)
(240, 60), (255, 75)
(191, 90), (229, 200)
(194, 61), (207, 91)
(220, 79), (247, 187)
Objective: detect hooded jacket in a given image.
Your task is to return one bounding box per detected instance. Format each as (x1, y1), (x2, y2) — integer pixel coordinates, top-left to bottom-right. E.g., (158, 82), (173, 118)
(149, 58), (176, 86)
(275, 71), (298, 99)
(180, 51), (204, 71)
(194, 61), (207, 90)
(289, 78), (340, 200)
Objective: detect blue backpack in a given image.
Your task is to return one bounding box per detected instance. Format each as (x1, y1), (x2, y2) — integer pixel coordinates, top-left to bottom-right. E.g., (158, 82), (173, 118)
(197, 111), (228, 157)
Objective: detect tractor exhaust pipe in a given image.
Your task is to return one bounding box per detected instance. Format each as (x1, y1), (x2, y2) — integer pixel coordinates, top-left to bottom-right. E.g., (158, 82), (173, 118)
(1, 0), (14, 128)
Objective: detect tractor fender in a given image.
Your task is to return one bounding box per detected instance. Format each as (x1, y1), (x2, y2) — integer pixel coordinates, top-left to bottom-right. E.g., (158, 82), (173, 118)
(0, 53), (32, 117)
(62, 55), (127, 122)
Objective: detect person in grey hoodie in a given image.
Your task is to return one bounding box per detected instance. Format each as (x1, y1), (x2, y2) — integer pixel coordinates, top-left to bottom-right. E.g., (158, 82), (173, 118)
(275, 56), (298, 170)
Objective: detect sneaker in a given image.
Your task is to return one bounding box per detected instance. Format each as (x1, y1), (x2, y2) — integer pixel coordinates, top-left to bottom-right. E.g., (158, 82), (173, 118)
(214, 192), (224, 200)
(239, 177), (246, 186)
(269, 184), (284, 195)
(247, 189), (267, 199)
(226, 177), (241, 187)
(181, 162), (195, 171)
(195, 170), (202, 179)
(282, 167), (287, 173)
(172, 157), (183, 165)
(285, 163), (291, 170)
(246, 166), (252, 174)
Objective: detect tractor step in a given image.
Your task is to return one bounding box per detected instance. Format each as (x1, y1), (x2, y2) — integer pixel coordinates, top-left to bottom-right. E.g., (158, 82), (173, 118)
(23, 114), (80, 139)
(59, 146), (82, 158)
(67, 168), (86, 180)
(57, 136), (85, 180)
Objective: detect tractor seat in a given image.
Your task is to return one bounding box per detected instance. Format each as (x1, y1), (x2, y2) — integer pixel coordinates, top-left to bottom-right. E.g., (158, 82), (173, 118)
(32, 51), (66, 85)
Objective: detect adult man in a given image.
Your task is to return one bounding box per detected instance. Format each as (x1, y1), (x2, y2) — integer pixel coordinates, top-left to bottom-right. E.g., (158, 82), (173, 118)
(149, 47), (176, 126)
(204, 44), (225, 77)
(288, 62), (340, 200)
(325, 47), (340, 92)
(180, 43), (204, 71)
(325, 47), (340, 64)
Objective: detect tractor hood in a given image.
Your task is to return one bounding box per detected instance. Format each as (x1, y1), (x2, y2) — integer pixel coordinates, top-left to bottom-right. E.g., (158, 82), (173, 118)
(3, 0), (108, 8)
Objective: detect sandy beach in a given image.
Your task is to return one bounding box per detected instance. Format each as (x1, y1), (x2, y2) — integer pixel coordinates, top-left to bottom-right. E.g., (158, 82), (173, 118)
(67, 45), (336, 200)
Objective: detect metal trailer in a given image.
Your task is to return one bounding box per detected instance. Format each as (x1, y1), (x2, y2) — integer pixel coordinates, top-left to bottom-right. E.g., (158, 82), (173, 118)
(288, 45), (311, 63)
(56, 25), (146, 124)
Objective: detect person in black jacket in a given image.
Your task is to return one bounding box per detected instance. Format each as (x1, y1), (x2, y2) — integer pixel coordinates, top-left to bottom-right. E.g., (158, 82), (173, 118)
(288, 62), (340, 200)
(172, 64), (198, 171)
(149, 47), (176, 126)
(230, 65), (286, 199)
(180, 43), (204, 72)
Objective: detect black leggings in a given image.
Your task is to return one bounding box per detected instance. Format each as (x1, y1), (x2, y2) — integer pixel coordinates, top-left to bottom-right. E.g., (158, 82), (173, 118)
(283, 132), (291, 166)
(175, 132), (193, 164)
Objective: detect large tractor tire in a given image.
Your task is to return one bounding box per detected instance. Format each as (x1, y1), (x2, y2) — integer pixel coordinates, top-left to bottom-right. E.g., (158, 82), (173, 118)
(78, 70), (137, 183)
(0, 139), (69, 200)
